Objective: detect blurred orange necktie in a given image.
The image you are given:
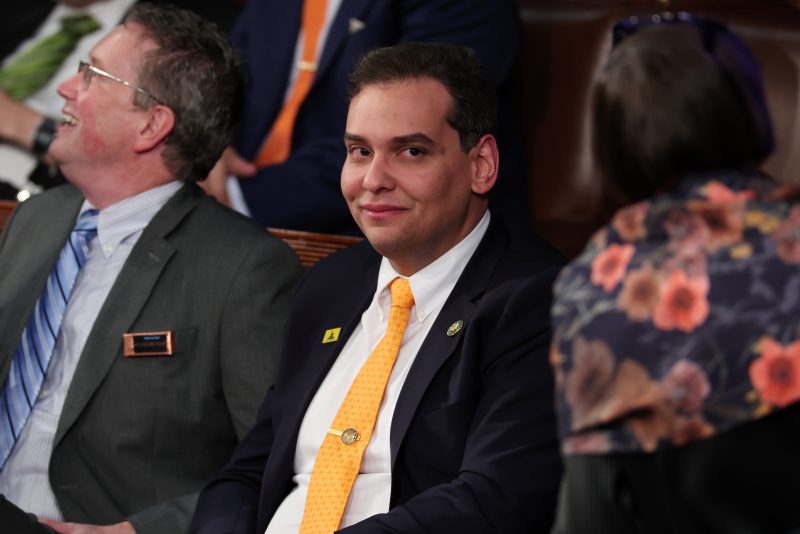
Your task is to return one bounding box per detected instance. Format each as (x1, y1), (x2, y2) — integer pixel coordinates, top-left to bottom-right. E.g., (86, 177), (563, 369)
(299, 278), (415, 534)
(255, 0), (327, 167)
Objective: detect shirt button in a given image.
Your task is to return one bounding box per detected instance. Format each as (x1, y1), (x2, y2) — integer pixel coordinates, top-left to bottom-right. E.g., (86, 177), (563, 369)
(104, 245), (114, 254)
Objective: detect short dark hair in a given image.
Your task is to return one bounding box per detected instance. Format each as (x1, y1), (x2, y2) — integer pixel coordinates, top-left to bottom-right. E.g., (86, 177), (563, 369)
(348, 42), (497, 152)
(123, 3), (245, 182)
(593, 20), (774, 203)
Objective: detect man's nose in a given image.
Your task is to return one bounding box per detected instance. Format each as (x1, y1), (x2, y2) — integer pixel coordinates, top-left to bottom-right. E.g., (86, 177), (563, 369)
(362, 153), (395, 192)
(56, 70), (83, 100)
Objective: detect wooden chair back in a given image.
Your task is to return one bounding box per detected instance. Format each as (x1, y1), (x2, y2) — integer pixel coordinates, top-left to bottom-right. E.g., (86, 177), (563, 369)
(0, 200), (15, 233)
(268, 227), (362, 270)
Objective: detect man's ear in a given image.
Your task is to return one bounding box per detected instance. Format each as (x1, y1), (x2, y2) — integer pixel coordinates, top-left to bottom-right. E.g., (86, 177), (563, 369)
(133, 104), (174, 152)
(471, 134), (499, 195)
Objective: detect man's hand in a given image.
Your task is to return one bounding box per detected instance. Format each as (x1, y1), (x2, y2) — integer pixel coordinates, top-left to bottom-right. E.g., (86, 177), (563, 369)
(0, 88), (43, 150)
(39, 519), (135, 534)
(200, 146), (257, 206)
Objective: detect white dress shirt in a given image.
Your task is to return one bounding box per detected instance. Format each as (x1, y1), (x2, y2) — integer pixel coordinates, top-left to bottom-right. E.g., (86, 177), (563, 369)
(0, 0), (136, 193)
(266, 211), (491, 533)
(0, 181), (181, 520)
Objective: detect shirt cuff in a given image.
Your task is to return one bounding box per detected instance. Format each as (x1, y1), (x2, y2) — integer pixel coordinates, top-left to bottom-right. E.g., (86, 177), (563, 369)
(226, 175), (251, 217)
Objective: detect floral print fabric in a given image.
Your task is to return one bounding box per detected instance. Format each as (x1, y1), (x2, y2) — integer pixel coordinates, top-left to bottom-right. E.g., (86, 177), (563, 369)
(551, 171), (800, 454)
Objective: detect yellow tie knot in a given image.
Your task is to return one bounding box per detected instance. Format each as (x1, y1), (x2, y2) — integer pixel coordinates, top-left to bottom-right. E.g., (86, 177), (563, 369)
(390, 278), (414, 310)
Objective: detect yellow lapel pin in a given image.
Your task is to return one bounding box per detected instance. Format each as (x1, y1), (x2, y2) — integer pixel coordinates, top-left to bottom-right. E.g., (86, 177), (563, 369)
(322, 327), (341, 344)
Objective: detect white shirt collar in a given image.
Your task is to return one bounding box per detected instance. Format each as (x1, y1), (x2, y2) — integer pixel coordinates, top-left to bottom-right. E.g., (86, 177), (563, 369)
(375, 210), (491, 322)
(79, 181), (183, 256)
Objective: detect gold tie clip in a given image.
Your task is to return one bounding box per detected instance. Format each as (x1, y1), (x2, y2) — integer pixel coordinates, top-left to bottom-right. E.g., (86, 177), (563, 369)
(327, 427), (360, 445)
(298, 60), (317, 72)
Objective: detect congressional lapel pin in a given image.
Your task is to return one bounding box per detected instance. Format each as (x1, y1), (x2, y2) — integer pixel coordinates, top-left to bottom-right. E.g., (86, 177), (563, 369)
(322, 327), (342, 344)
(348, 17), (365, 34)
(446, 320), (464, 337)
(123, 331), (174, 357)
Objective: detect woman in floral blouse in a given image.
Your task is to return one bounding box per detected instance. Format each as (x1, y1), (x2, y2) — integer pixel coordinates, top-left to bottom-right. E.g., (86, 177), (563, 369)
(550, 14), (800, 534)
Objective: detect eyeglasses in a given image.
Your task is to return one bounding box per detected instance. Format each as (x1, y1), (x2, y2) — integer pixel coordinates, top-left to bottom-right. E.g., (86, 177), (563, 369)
(78, 60), (164, 105)
(612, 11), (726, 53)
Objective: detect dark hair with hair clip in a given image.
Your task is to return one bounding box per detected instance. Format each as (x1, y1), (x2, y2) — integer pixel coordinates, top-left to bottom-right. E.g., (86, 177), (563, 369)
(594, 13), (774, 203)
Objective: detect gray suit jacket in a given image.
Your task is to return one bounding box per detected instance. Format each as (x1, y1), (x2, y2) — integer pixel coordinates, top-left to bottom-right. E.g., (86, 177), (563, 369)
(0, 183), (302, 533)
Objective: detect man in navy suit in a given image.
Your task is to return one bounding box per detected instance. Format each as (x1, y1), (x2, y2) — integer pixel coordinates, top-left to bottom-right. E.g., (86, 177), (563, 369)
(192, 42), (563, 533)
(205, 0), (529, 235)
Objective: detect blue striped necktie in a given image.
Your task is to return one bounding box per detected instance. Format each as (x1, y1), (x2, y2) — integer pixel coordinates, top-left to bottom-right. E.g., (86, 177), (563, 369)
(0, 208), (99, 470)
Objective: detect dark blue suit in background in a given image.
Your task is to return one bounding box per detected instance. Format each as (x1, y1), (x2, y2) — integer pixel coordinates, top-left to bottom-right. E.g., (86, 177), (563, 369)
(231, 0), (528, 235)
(191, 217), (564, 533)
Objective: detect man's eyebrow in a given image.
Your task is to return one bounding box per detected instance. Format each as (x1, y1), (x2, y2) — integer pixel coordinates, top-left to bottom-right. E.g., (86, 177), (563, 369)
(343, 132), (437, 146)
(392, 133), (436, 147)
(88, 54), (108, 71)
(343, 132), (366, 143)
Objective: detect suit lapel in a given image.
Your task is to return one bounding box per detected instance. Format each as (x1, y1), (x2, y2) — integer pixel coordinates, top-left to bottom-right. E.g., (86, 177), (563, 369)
(54, 185), (201, 446)
(314, 0), (372, 85)
(390, 219), (509, 465)
(271, 252), (380, 471)
(0, 188), (82, 382)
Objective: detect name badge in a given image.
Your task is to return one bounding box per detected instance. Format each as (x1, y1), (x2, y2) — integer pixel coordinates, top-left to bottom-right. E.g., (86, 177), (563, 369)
(123, 331), (174, 357)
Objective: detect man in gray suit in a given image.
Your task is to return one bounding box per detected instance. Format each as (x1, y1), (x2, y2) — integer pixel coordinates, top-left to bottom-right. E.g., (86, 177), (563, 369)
(0, 4), (302, 533)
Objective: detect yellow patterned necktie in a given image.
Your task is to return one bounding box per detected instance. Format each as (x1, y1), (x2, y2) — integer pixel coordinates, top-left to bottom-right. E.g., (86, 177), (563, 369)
(299, 278), (415, 534)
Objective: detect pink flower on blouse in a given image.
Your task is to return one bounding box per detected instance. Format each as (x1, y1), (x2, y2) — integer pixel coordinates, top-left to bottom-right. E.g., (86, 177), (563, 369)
(612, 201), (649, 242)
(652, 269), (710, 333)
(617, 262), (660, 321)
(591, 243), (634, 293)
(749, 337), (800, 407)
(703, 180), (755, 203)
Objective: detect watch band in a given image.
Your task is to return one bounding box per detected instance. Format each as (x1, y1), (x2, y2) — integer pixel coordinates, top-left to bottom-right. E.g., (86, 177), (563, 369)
(31, 117), (57, 155)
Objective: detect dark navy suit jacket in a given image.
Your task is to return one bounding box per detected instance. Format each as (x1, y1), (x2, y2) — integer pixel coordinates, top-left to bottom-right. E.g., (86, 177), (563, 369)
(231, 0), (528, 234)
(192, 217), (564, 533)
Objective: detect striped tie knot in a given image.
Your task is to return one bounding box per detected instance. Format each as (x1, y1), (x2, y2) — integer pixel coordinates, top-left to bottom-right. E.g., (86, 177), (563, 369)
(71, 209), (99, 268)
(74, 208), (99, 233)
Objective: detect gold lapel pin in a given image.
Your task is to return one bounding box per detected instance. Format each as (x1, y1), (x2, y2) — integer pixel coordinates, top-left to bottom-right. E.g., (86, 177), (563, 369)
(446, 320), (464, 337)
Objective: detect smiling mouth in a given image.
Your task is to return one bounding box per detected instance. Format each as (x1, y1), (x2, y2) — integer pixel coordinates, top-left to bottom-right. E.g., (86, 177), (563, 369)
(362, 204), (405, 213)
(60, 113), (79, 126)
(360, 205), (408, 224)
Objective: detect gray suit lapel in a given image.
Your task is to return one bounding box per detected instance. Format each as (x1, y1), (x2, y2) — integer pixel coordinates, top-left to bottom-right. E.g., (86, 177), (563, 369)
(0, 188), (82, 384)
(55, 185), (201, 445)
